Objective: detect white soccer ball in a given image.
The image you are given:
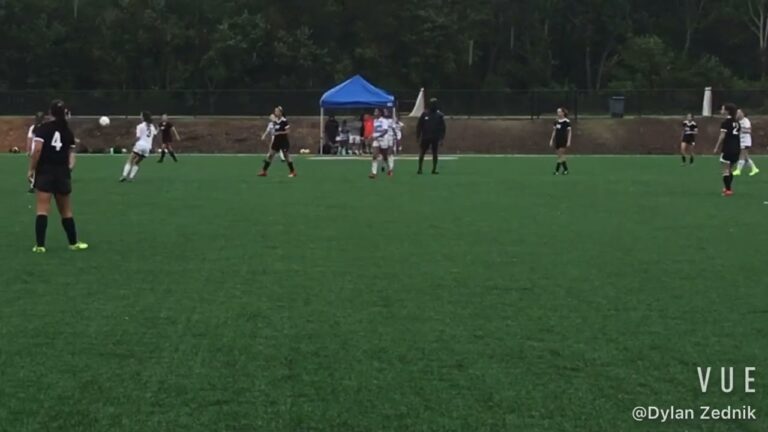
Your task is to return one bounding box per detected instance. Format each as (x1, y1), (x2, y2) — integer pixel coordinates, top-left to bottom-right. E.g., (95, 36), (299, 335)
(99, 116), (110, 127)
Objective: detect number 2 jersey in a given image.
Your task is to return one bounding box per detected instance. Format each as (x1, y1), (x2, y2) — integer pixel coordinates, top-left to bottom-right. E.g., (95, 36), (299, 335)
(721, 117), (741, 155)
(33, 120), (75, 172)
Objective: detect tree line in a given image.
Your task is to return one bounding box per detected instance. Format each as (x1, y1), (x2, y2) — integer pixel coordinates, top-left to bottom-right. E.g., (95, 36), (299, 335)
(2, 0), (768, 91)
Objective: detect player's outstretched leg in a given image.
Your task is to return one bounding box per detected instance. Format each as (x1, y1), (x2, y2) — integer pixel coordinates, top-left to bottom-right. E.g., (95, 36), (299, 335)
(284, 150), (296, 177)
(259, 151), (275, 176)
(128, 156), (145, 181)
(722, 162), (735, 196)
(158, 145), (166, 163)
(417, 144), (427, 174)
(168, 145), (178, 162)
(120, 154), (135, 182)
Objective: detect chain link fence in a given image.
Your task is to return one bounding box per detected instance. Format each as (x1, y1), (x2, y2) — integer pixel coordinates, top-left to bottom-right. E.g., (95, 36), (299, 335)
(2, 89), (768, 118)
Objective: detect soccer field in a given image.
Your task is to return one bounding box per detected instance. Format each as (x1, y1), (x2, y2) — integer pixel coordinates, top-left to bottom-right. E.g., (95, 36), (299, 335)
(1, 155), (766, 432)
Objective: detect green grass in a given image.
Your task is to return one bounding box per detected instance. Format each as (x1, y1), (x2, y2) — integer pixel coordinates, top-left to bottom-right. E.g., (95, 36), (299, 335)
(1, 154), (766, 432)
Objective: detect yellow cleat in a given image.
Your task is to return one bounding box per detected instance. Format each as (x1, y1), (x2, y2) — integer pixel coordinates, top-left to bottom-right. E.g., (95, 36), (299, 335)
(32, 246), (46, 254)
(733, 170), (742, 176)
(750, 168), (760, 176)
(68, 242), (89, 251)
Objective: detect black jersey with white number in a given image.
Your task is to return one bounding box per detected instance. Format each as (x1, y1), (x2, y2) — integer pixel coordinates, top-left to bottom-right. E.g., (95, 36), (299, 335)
(553, 118), (571, 145)
(272, 117), (290, 145)
(159, 121), (174, 143)
(682, 120), (697, 137)
(34, 120), (75, 170)
(721, 117), (741, 153)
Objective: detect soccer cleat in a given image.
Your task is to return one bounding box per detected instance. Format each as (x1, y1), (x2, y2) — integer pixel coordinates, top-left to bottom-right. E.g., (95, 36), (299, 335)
(387, 170), (393, 177)
(119, 177), (127, 183)
(69, 242), (89, 251)
(750, 168), (760, 176)
(562, 171), (569, 175)
(27, 187), (35, 194)
(369, 173), (377, 179)
(288, 172), (297, 178)
(417, 170), (423, 175)
(32, 246), (46, 254)
(432, 171), (440, 175)
(722, 189), (733, 197)
(733, 170), (742, 176)
(257, 171), (268, 177)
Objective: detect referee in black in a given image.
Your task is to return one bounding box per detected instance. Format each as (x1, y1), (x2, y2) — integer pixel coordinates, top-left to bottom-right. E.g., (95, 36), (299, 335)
(417, 98), (446, 175)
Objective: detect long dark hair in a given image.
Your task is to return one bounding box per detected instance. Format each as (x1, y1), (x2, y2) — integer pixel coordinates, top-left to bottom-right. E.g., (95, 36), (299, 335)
(50, 100), (67, 121)
(723, 103), (738, 118)
(34, 111), (45, 126)
(142, 111), (153, 125)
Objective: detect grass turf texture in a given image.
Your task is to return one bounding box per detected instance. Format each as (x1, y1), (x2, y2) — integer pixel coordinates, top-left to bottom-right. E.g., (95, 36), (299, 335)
(1, 155), (766, 432)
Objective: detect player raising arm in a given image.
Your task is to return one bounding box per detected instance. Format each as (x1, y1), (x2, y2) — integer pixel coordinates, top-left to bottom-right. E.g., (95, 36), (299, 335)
(120, 111), (157, 182)
(28, 100), (88, 253)
(713, 103), (741, 196)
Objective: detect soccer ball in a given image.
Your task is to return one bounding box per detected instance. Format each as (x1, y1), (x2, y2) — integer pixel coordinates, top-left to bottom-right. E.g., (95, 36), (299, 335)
(300, 149), (311, 154)
(99, 116), (110, 127)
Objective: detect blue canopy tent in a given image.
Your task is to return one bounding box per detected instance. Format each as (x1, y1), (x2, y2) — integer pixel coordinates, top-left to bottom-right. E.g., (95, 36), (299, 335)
(318, 75), (395, 153)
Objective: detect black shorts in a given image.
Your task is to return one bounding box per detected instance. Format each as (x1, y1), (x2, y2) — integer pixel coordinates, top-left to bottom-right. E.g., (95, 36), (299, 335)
(682, 135), (695, 144)
(720, 151), (740, 165)
(271, 139), (290, 152)
(420, 139), (439, 152)
(555, 141), (568, 149)
(162, 139), (173, 146)
(35, 167), (72, 195)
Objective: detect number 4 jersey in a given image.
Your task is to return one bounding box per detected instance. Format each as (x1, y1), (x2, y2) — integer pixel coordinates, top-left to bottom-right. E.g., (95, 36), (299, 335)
(33, 120), (75, 171)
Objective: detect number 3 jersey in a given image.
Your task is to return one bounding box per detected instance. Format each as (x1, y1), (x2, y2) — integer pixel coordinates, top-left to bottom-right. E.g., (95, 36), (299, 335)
(136, 122), (158, 148)
(34, 120), (75, 171)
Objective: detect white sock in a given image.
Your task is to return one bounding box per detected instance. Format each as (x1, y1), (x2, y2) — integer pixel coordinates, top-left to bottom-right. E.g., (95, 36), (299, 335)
(371, 159), (378, 174)
(129, 165), (140, 179)
(388, 155), (395, 171)
(279, 150), (286, 161)
(737, 160), (745, 171)
(122, 163), (131, 178)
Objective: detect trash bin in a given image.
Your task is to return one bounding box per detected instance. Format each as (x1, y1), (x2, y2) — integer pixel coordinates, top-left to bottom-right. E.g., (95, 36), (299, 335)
(609, 96), (625, 118)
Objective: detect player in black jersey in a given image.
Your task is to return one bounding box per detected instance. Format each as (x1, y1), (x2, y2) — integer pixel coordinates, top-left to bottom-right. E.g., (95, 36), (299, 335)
(258, 106), (296, 177)
(157, 114), (180, 163)
(549, 108), (572, 175)
(713, 103), (741, 196)
(680, 113), (697, 165)
(27, 100), (88, 253)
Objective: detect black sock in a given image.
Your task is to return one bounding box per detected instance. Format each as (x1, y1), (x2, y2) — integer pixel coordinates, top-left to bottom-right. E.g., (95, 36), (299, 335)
(562, 161), (569, 172)
(724, 174), (733, 190)
(432, 151), (439, 172)
(35, 215), (48, 247)
(61, 217), (78, 245)
(287, 161), (295, 173)
(169, 151), (177, 162)
(555, 162), (562, 172)
(418, 153), (425, 172)
(262, 160), (271, 172)
(689, 155), (694, 164)
(159, 150), (166, 162)
(682, 155), (686, 163)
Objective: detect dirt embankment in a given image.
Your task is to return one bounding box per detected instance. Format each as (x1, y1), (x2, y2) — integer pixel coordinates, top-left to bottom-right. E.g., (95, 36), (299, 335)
(1, 116), (764, 154)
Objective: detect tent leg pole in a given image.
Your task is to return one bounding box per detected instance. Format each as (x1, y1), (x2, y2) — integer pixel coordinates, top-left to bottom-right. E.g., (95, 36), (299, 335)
(319, 108), (324, 155)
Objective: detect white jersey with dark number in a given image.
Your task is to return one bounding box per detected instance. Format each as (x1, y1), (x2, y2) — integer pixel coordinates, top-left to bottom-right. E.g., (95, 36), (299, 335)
(133, 122), (157, 156)
(740, 118), (752, 148)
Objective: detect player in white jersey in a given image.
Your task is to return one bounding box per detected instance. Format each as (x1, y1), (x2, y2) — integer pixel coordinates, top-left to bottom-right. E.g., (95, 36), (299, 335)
(369, 109), (394, 178)
(734, 109), (759, 176)
(120, 112), (157, 182)
(26, 112), (46, 193)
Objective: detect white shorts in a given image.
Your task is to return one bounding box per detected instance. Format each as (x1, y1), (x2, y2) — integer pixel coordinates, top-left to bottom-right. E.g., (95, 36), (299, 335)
(373, 136), (393, 149)
(741, 142), (752, 149)
(133, 143), (151, 157)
